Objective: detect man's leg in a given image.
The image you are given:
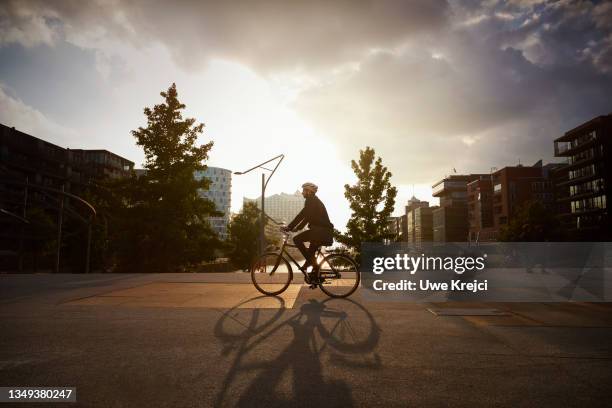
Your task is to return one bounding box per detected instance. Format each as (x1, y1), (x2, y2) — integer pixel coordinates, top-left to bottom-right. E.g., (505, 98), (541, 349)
(306, 227), (332, 275)
(293, 230), (315, 270)
(304, 241), (321, 273)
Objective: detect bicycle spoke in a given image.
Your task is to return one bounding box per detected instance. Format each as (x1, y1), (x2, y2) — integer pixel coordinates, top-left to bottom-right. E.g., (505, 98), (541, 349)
(251, 252), (292, 296)
(318, 254), (360, 298)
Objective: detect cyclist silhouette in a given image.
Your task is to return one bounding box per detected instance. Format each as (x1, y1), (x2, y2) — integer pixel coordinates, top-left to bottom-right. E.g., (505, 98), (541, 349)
(281, 182), (334, 284)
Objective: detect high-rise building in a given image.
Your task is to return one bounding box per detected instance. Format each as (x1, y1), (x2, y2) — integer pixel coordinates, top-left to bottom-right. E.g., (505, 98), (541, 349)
(407, 206), (437, 245)
(405, 196), (428, 212)
(386, 216), (402, 241)
(553, 114), (611, 239)
(195, 167), (232, 240)
(432, 174), (489, 242)
(244, 191), (305, 225)
(400, 196), (429, 241)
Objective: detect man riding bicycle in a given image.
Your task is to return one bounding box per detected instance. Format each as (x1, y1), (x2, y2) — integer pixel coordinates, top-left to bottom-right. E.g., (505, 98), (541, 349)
(281, 182), (334, 284)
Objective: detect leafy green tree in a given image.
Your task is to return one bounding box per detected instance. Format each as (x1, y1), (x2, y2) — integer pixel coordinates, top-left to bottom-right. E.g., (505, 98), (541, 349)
(499, 200), (565, 242)
(336, 146), (397, 258)
(110, 83), (221, 272)
(227, 202), (261, 270)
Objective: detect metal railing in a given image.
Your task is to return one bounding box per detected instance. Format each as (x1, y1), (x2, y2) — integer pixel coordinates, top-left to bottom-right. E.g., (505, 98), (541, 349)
(0, 177), (96, 273)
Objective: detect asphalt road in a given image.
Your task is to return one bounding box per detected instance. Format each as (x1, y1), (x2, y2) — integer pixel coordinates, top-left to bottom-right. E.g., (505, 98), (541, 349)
(1, 273), (611, 407)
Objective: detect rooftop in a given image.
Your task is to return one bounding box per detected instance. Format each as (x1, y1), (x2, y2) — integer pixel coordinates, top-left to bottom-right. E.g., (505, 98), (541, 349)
(554, 113), (612, 143)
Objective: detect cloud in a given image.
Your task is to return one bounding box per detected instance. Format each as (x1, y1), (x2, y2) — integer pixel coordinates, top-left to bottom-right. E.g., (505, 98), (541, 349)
(0, 0), (59, 47)
(0, 0), (450, 72)
(293, 1), (612, 183)
(1, 0), (611, 189)
(0, 84), (77, 146)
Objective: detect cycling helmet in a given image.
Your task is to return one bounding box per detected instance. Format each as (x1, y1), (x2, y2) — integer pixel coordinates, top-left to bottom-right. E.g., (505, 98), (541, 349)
(301, 182), (318, 193)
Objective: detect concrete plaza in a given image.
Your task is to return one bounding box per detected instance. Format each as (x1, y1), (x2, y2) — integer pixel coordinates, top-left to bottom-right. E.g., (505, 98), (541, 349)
(1, 273), (611, 407)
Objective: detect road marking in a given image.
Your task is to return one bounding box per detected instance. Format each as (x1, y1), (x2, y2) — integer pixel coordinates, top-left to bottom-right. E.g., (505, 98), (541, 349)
(427, 308), (509, 316)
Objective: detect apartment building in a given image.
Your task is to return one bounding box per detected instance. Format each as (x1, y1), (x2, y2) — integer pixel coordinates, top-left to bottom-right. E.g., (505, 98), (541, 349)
(553, 114), (611, 239)
(432, 174), (489, 242)
(491, 161), (561, 232)
(195, 166), (232, 240)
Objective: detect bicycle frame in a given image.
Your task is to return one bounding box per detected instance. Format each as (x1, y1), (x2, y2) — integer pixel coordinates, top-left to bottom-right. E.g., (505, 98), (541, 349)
(275, 232), (325, 280)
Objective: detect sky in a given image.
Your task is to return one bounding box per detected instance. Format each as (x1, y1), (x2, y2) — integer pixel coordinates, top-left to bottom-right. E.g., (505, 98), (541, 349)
(1, 0), (612, 230)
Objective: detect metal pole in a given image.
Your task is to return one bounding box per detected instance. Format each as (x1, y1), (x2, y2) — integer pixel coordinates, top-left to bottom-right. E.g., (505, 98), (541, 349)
(85, 215), (92, 273)
(260, 173), (265, 255)
(23, 178), (29, 218)
(55, 185), (65, 273)
(233, 154), (283, 256)
(18, 177), (29, 272)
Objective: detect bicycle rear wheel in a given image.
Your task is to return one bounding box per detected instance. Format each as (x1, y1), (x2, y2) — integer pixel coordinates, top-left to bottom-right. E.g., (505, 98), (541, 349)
(251, 252), (293, 296)
(318, 254), (360, 298)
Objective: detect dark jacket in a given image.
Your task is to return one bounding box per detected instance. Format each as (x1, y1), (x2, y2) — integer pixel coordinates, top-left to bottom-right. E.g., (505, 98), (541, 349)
(288, 195), (333, 231)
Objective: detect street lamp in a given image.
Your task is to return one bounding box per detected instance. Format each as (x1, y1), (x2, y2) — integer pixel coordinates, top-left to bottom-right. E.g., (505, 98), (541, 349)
(234, 154), (284, 255)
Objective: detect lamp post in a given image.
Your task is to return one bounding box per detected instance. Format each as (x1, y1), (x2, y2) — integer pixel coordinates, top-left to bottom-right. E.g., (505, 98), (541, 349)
(234, 154), (284, 255)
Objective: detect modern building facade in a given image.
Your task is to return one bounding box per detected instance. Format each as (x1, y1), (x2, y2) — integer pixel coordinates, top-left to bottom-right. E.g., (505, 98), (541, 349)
(407, 206), (436, 245)
(398, 214), (408, 242)
(244, 191), (305, 226)
(401, 196), (429, 241)
(491, 161), (560, 232)
(467, 176), (495, 242)
(0, 123), (135, 272)
(0, 123), (134, 194)
(387, 216), (402, 241)
(195, 167), (232, 240)
(554, 114), (611, 239)
(406, 196), (429, 211)
(68, 149), (134, 180)
(432, 174), (489, 242)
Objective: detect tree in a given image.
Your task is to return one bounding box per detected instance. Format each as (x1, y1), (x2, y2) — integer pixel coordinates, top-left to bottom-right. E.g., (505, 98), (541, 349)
(227, 202), (261, 270)
(336, 146), (397, 258)
(498, 200), (565, 242)
(111, 83), (221, 272)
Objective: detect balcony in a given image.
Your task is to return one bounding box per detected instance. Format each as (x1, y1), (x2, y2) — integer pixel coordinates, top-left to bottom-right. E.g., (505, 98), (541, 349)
(554, 141), (570, 156)
(432, 180), (469, 196)
(554, 132), (597, 157)
(558, 189), (598, 202)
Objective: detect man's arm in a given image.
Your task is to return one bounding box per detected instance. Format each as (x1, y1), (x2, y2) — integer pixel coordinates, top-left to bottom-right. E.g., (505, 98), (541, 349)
(293, 219), (308, 231)
(286, 208), (305, 231)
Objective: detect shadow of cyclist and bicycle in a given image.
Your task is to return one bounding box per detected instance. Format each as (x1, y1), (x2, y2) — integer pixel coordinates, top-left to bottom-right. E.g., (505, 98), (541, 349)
(213, 295), (382, 407)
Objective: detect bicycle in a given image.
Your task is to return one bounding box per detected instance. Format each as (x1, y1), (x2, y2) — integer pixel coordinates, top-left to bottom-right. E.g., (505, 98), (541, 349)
(250, 229), (360, 298)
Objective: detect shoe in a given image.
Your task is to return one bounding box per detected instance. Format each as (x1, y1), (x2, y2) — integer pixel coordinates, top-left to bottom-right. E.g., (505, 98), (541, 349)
(307, 272), (322, 284)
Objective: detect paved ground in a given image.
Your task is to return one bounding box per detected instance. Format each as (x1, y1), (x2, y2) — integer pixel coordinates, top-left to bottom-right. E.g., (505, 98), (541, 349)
(1, 273), (612, 407)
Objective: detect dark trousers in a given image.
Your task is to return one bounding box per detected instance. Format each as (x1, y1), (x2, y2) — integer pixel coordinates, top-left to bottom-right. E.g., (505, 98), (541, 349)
(293, 227), (333, 271)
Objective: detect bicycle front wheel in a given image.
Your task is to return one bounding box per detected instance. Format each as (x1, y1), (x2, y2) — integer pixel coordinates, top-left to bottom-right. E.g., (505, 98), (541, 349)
(251, 252), (293, 296)
(318, 254), (360, 298)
